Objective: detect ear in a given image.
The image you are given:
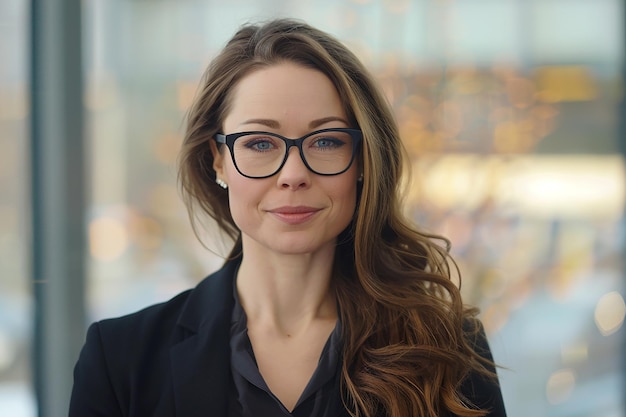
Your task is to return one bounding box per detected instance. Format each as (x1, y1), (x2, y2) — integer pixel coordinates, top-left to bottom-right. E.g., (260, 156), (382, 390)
(209, 140), (226, 180)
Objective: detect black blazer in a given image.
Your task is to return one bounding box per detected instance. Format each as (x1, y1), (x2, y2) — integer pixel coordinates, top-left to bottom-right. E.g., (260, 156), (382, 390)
(69, 260), (507, 417)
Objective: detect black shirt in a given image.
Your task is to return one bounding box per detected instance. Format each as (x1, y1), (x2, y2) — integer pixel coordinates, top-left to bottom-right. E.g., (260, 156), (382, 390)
(229, 284), (345, 417)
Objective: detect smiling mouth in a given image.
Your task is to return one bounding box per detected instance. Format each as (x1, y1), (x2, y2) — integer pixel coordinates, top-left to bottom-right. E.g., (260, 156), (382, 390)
(269, 206), (321, 224)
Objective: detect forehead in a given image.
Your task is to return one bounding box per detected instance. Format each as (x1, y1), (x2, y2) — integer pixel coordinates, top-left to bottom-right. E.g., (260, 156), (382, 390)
(223, 62), (347, 131)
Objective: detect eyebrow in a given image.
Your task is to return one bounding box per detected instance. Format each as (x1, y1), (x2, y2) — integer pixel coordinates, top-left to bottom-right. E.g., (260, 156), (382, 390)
(239, 116), (349, 130)
(240, 118), (280, 129)
(309, 116), (349, 129)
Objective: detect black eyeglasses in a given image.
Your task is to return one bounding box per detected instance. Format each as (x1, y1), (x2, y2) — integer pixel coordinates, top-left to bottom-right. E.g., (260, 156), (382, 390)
(214, 128), (362, 179)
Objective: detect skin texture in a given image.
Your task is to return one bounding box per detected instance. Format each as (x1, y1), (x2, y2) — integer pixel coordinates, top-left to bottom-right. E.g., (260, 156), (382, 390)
(211, 62), (360, 411)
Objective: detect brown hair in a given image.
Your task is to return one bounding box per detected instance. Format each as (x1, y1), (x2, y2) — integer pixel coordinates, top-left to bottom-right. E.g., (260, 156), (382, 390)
(179, 18), (495, 417)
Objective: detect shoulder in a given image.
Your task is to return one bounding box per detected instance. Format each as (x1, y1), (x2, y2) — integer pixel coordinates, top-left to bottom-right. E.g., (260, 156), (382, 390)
(70, 260), (239, 416)
(459, 318), (507, 417)
(92, 259), (238, 353)
(78, 288), (197, 391)
(70, 291), (196, 416)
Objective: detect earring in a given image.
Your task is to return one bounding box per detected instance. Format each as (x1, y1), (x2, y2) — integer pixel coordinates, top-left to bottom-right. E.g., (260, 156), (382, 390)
(357, 173), (364, 182)
(216, 178), (228, 189)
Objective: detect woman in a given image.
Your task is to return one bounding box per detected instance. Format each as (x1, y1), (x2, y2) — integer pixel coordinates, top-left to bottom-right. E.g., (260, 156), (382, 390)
(70, 19), (506, 417)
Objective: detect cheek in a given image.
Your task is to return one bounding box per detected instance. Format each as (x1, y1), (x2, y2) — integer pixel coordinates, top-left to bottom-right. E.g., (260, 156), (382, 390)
(332, 180), (358, 220)
(223, 165), (264, 227)
(225, 188), (252, 234)
(345, 192), (358, 220)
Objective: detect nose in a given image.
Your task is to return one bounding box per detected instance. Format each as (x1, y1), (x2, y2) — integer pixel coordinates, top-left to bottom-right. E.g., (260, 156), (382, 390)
(276, 147), (311, 190)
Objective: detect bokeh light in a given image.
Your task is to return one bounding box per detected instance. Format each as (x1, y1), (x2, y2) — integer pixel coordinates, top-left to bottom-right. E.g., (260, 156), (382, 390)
(89, 217), (129, 262)
(594, 291), (626, 336)
(546, 369), (576, 405)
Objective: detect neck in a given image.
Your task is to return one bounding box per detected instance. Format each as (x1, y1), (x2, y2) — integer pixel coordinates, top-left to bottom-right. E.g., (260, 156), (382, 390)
(236, 240), (338, 337)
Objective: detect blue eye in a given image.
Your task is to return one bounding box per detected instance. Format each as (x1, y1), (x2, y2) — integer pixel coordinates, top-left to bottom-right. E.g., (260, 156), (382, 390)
(250, 141), (272, 151)
(240, 136), (280, 152)
(311, 136), (345, 150)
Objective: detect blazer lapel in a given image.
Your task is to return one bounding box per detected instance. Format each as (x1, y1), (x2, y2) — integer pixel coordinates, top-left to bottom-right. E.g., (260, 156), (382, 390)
(170, 259), (239, 417)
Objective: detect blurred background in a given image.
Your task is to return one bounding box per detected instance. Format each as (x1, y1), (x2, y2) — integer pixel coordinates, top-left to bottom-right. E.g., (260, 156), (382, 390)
(1, 0), (625, 416)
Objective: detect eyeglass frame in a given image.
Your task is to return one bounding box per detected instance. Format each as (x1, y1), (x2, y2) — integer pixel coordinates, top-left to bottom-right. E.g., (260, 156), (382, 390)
(213, 127), (363, 179)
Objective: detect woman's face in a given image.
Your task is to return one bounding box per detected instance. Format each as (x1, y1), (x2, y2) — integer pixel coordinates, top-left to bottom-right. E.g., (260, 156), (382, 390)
(213, 62), (359, 257)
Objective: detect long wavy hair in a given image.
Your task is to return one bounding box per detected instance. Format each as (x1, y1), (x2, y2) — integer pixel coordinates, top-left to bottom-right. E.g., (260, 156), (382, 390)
(179, 18), (495, 417)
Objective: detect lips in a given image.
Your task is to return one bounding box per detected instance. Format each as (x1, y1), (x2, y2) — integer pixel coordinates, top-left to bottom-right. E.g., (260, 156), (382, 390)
(268, 206), (322, 225)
